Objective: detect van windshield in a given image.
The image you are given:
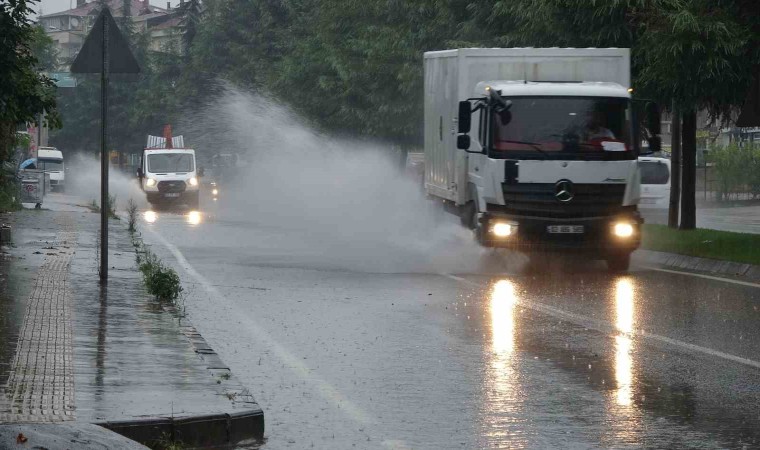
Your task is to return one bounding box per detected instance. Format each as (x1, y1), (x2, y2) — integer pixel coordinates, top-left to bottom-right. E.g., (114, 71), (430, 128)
(38, 158), (63, 171)
(489, 96), (633, 160)
(148, 153), (194, 173)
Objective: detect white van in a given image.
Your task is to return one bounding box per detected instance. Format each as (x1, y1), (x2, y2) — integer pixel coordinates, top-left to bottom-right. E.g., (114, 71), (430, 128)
(638, 156), (671, 208)
(37, 147), (65, 192)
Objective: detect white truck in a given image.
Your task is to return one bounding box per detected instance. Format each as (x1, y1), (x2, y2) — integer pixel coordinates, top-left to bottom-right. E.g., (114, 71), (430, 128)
(37, 147), (65, 192)
(424, 48), (661, 271)
(137, 125), (202, 209)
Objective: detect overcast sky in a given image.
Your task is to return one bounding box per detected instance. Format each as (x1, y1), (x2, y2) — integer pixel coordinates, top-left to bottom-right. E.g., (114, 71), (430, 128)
(36, 0), (181, 16)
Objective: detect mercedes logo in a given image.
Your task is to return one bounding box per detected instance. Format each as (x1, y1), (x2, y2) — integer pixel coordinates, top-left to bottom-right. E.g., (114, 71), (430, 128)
(555, 179), (574, 202)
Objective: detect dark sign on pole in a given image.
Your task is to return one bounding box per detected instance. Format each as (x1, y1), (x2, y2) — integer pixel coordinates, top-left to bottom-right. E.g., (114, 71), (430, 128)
(71, 7), (140, 283)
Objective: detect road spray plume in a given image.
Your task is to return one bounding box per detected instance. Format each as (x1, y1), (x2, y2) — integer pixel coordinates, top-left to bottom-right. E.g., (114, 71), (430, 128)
(66, 153), (147, 210)
(181, 86), (502, 273)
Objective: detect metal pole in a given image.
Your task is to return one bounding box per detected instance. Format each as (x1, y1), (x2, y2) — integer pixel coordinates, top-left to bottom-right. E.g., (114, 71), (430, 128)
(100, 12), (109, 282)
(703, 151), (708, 201)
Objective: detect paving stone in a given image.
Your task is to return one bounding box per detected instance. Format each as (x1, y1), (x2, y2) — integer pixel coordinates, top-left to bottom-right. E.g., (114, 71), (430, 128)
(0, 221), (77, 423)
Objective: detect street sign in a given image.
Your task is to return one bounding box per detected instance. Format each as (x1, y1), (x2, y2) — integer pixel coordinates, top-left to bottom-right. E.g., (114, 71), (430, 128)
(48, 72), (77, 88)
(71, 8), (140, 74)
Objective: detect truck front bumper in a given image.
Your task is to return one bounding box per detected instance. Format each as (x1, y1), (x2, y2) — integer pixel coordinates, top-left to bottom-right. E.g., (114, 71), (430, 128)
(479, 211), (642, 255)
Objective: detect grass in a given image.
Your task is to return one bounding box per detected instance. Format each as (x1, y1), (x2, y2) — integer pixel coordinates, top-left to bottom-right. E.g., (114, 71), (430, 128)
(641, 224), (760, 265)
(87, 196), (119, 219)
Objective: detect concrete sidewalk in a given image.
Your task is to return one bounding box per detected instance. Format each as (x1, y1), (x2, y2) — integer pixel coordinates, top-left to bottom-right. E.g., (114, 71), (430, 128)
(0, 194), (263, 448)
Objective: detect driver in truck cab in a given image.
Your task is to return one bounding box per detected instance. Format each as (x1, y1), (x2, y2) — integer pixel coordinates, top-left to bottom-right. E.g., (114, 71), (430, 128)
(585, 109), (616, 140)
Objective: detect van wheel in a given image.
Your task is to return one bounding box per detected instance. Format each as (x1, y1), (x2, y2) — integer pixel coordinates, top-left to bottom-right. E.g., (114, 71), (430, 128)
(606, 252), (631, 272)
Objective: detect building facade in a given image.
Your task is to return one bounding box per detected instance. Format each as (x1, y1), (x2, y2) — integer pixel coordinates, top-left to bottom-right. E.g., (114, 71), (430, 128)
(38, 0), (182, 67)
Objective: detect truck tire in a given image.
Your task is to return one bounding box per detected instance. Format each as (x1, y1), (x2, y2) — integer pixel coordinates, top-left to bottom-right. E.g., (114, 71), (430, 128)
(460, 200), (477, 229)
(606, 252), (631, 272)
(187, 192), (200, 210)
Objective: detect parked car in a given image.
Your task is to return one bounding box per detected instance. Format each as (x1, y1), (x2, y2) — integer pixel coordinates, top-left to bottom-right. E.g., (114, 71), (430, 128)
(638, 156), (671, 208)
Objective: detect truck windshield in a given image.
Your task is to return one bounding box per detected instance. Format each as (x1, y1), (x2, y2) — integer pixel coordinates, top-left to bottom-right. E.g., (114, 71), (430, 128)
(38, 159), (63, 171)
(490, 96), (633, 160)
(148, 153), (194, 173)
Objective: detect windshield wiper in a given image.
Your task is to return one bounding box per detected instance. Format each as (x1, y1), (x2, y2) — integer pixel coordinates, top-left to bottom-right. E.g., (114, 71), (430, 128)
(496, 140), (548, 159)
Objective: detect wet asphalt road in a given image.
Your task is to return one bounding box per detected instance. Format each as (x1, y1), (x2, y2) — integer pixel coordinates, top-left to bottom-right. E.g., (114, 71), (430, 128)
(138, 199), (760, 449)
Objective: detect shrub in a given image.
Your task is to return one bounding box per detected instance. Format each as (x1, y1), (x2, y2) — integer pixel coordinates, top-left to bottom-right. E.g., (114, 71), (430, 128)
(126, 198), (138, 233)
(710, 142), (760, 200)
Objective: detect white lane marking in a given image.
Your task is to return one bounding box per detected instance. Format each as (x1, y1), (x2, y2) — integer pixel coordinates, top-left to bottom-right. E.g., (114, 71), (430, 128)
(443, 274), (760, 370)
(146, 228), (411, 450)
(646, 267), (760, 289)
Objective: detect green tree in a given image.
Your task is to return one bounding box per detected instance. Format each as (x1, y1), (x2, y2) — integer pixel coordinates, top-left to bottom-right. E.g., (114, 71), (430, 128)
(0, 0), (58, 166)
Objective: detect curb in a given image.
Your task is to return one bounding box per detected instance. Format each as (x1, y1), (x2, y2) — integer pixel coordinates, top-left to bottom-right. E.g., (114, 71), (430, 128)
(99, 229), (266, 448)
(97, 410), (263, 449)
(636, 249), (760, 282)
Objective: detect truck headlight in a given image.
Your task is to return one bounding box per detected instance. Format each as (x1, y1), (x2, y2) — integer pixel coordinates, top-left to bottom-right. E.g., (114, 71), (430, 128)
(613, 222), (635, 238)
(490, 222), (515, 238)
(212, 188), (218, 196)
(189, 177), (198, 186)
(145, 178), (156, 187)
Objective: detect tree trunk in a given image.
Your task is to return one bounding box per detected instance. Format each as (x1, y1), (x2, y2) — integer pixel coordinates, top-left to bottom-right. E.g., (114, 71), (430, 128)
(668, 107), (681, 228)
(680, 110), (697, 230)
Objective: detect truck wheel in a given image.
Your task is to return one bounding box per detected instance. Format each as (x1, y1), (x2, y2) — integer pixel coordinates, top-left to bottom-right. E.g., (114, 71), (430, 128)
(606, 252), (631, 272)
(460, 201), (477, 229)
(188, 192), (200, 210)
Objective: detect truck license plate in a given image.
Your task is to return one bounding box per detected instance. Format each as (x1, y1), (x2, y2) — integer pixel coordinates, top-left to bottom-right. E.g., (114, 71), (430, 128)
(164, 193), (180, 198)
(547, 225), (584, 234)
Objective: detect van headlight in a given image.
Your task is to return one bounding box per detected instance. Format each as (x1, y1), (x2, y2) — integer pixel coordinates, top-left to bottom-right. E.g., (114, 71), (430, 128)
(613, 222), (635, 238)
(145, 178), (156, 187)
(189, 177), (198, 186)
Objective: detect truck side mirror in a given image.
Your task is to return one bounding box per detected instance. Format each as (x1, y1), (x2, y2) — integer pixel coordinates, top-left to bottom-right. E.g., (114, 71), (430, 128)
(458, 101), (471, 134)
(457, 135), (471, 150)
(646, 102), (661, 135)
(136, 167), (143, 178)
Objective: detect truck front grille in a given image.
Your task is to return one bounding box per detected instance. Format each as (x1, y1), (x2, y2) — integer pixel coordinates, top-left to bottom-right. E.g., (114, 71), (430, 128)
(495, 183), (627, 218)
(157, 180), (187, 193)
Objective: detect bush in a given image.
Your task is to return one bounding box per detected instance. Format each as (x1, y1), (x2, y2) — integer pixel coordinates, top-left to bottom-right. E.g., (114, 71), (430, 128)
(138, 246), (183, 302)
(126, 198), (138, 233)
(710, 142), (760, 200)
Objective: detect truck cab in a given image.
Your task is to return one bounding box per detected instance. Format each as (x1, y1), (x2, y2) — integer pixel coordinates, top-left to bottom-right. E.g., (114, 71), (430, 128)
(460, 82), (642, 269)
(37, 147), (65, 192)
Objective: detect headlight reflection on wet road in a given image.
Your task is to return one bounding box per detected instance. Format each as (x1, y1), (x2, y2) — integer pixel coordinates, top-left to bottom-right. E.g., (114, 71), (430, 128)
(484, 279), (526, 446)
(186, 210), (202, 226)
(144, 210), (157, 223)
(614, 277), (636, 407)
(491, 280), (517, 355)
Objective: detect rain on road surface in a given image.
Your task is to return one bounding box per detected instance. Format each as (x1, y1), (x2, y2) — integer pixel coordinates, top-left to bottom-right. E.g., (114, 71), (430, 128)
(140, 202), (760, 449)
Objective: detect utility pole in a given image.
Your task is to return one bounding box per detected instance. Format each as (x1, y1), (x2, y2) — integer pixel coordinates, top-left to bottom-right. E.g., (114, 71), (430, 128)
(99, 8), (110, 282)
